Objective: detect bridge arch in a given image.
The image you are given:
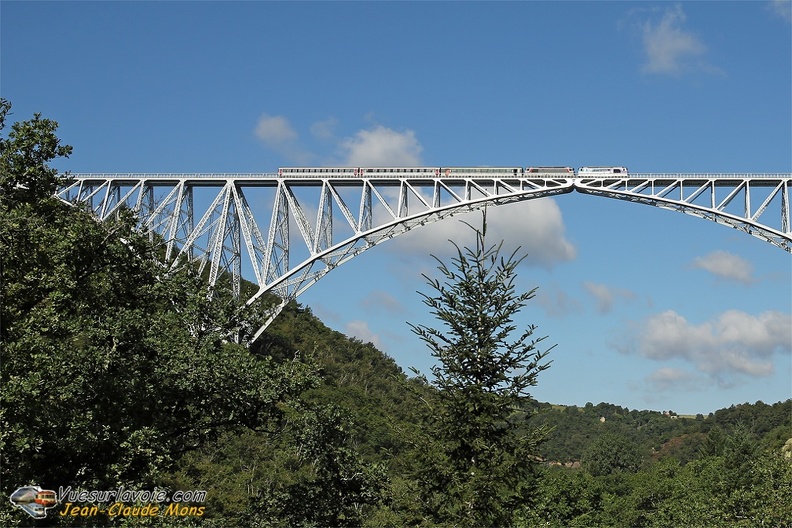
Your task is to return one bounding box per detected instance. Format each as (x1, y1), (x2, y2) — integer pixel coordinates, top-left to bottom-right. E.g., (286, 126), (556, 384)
(244, 178), (574, 339)
(57, 171), (791, 339)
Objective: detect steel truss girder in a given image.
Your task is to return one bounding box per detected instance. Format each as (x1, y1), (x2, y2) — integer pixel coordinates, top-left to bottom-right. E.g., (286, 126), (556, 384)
(246, 179), (574, 339)
(573, 174), (792, 252)
(57, 172), (791, 340)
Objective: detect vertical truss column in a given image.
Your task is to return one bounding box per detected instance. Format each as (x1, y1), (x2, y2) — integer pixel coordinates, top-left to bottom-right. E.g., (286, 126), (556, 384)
(177, 184), (228, 278)
(207, 183), (242, 297)
(264, 183), (290, 297)
(233, 185), (268, 288)
(314, 181), (333, 254)
(100, 183), (121, 219)
(432, 180), (441, 209)
(744, 180), (751, 219)
(782, 181), (790, 234)
(359, 183), (372, 232)
(136, 182), (157, 244)
(397, 180), (408, 218)
(165, 183), (194, 262)
(231, 209), (241, 298)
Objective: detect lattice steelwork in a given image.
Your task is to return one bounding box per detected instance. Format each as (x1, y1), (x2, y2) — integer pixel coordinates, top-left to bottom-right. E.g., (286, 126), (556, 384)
(57, 171), (791, 339)
(574, 174), (791, 252)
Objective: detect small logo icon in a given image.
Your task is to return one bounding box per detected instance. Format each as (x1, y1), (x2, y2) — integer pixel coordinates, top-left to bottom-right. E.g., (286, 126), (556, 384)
(9, 486), (58, 518)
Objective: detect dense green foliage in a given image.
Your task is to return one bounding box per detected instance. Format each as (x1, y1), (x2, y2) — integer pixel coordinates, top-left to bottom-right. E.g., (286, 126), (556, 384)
(529, 399), (792, 465)
(183, 300), (792, 527)
(0, 100), (385, 527)
(523, 428), (792, 527)
(2, 100), (790, 526)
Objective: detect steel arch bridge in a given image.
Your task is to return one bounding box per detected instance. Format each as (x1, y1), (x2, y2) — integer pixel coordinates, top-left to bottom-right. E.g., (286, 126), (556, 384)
(58, 171), (792, 340)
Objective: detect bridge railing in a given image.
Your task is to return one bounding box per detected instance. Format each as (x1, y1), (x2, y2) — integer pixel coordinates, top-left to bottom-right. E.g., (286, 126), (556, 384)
(65, 172), (791, 181)
(66, 173), (280, 179)
(620, 173), (790, 179)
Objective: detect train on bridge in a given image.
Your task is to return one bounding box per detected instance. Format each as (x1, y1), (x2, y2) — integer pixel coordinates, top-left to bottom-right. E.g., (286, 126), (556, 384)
(277, 166), (628, 178)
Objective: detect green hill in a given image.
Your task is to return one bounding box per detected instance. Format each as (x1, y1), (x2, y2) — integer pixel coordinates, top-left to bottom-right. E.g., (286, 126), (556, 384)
(178, 299), (792, 525)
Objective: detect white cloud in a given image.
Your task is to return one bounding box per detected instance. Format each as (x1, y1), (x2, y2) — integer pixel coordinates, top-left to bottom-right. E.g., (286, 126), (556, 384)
(768, 0), (792, 22)
(253, 113), (313, 164)
(254, 114), (423, 167)
(345, 320), (383, 349)
(339, 125), (423, 166)
(691, 251), (754, 284)
(618, 309), (791, 385)
(640, 4), (718, 76)
(310, 117), (338, 141)
(644, 367), (703, 393)
(388, 200), (577, 269)
(584, 282), (637, 314)
(254, 114), (298, 144)
(716, 310), (792, 353)
(256, 115), (424, 167)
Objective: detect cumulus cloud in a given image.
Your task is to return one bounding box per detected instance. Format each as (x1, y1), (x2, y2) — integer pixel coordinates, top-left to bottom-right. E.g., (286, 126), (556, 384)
(255, 114), (425, 168)
(644, 367), (703, 393)
(584, 282), (637, 314)
(691, 251), (754, 283)
(387, 200), (577, 268)
(253, 113), (312, 164)
(345, 320), (383, 349)
(639, 4), (719, 76)
(254, 114), (298, 144)
(618, 309), (791, 385)
(339, 125), (423, 166)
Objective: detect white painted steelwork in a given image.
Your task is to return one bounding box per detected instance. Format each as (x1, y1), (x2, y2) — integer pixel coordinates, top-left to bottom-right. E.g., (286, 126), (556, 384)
(57, 171), (792, 340)
(574, 174), (791, 252)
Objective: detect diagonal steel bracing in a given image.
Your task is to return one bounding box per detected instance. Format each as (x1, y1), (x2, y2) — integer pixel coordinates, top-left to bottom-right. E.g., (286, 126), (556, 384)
(57, 172), (792, 339)
(573, 174), (791, 252)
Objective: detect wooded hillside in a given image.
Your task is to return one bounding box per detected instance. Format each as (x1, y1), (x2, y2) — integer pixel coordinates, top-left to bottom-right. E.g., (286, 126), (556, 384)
(2, 100), (790, 527)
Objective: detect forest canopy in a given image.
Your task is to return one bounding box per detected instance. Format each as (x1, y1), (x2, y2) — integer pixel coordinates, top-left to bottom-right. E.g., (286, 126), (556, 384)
(1, 99), (790, 527)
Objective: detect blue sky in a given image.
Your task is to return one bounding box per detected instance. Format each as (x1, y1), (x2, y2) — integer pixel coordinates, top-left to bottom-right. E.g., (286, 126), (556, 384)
(2, 1), (791, 415)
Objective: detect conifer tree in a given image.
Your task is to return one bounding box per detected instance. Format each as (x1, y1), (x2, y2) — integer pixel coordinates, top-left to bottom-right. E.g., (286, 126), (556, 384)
(407, 210), (553, 526)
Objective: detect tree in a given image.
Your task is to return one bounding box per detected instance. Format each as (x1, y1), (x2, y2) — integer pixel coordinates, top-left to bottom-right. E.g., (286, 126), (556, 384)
(518, 467), (606, 527)
(581, 432), (644, 477)
(0, 100), (320, 524)
(0, 99), (73, 205)
(405, 210), (553, 526)
(167, 402), (388, 527)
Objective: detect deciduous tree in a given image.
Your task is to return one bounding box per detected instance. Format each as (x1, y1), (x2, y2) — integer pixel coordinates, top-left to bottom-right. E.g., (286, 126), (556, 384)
(0, 100), (318, 524)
